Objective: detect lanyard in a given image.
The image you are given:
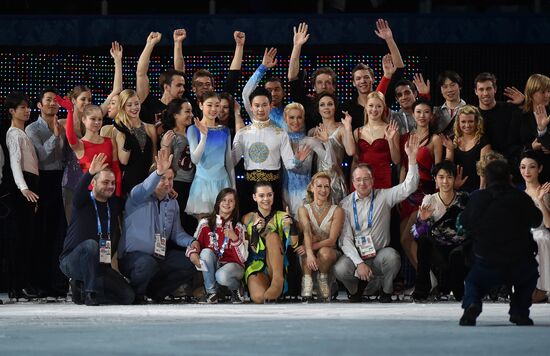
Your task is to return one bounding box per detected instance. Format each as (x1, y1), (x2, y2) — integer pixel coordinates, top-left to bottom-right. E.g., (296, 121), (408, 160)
(211, 226), (230, 258)
(90, 191), (110, 239)
(353, 191), (374, 231)
(157, 198), (169, 238)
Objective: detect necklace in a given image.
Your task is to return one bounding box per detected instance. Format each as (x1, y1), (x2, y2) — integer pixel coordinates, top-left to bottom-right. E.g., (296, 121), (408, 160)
(312, 201), (329, 215)
(438, 191), (456, 208)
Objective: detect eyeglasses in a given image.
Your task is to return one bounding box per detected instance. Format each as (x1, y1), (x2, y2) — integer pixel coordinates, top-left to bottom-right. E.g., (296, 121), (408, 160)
(353, 177), (372, 183)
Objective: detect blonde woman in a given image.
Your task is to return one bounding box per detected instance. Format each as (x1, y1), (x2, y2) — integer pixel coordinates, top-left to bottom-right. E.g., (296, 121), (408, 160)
(448, 105), (491, 193)
(295, 172), (344, 302)
(354, 91), (400, 189)
(113, 89), (158, 195)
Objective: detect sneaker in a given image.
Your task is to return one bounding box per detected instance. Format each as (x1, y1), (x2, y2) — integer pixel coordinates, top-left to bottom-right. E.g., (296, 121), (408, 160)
(317, 273), (331, 301)
(301, 275), (313, 301)
(198, 292), (218, 304)
(230, 288), (244, 304)
(459, 304), (481, 326)
(509, 315), (534, 326)
(70, 279), (84, 305)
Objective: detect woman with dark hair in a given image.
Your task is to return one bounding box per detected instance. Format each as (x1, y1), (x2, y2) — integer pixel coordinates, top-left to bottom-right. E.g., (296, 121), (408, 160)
(185, 91), (235, 218)
(399, 99), (444, 269)
(411, 160), (470, 301)
(309, 91), (355, 204)
(219, 92), (244, 139)
(519, 150), (550, 303)
(159, 98), (196, 233)
(189, 188), (248, 304)
(243, 182), (299, 303)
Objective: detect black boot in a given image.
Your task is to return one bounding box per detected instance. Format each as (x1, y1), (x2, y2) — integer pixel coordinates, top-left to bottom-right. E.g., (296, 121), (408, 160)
(70, 279), (85, 305)
(85, 292), (99, 306)
(459, 304), (481, 326)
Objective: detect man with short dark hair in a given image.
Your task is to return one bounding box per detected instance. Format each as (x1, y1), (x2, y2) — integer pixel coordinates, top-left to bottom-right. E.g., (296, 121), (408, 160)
(473, 72), (524, 158)
(59, 153), (134, 306)
(459, 160), (541, 326)
(433, 70), (467, 136)
(26, 87), (68, 298)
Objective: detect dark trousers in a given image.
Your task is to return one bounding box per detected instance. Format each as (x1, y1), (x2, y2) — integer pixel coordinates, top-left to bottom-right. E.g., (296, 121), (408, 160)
(59, 239), (135, 305)
(462, 256), (538, 318)
(119, 249), (196, 299)
(173, 180), (197, 235)
(37, 170), (68, 295)
(12, 172), (39, 290)
(416, 237), (467, 299)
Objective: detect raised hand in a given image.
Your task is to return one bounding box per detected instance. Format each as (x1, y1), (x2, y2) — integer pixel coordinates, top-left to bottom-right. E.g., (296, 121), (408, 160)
(503, 86), (525, 105)
(52, 115), (63, 137)
(295, 144), (312, 162)
(89, 153), (108, 176)
(413, 73), (431, 96)
(155, 148), (173, 176)
(418, 204), (435, 221)
(314, 124), (329, 143)
(385, 120), (399, 141)
(454, 165), (469, 189)
(55, 95), (73, 111)
(234, 31), (246, 46)
(536, 182), (550, 201)
(110, 41), (123, 61)
(341, 111), (353, 132)
(532, 137), (543, 151)
(534, 104), (550, 131)
(404, 132), (420, 161)
(194, 117), (209, 136)
(147, 31), (162, 45)
(262, 47), (278, 69)
(253, 216), (265, 231)
(374, 18), (393, 40)
(173, 28), (187, 42)
(439, 134), (454, 149)
(161, 130), (175, 148)
(382, 54), (396, 77)
(293, 22), (310, 46)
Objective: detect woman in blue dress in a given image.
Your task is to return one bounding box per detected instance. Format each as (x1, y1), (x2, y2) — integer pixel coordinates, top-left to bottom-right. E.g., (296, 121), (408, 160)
(185, 91), (235, 218)
(282, 102), (330, 220)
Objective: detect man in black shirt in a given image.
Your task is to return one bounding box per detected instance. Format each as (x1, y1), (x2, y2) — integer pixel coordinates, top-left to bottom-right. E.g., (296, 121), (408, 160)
(474, 72), (524, 159)
(59, 153), (134, 306)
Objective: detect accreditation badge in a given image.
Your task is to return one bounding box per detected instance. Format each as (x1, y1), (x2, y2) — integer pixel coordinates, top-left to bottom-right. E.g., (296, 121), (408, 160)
(355, 235), (377, 259)
(99, 238), (111, 264)
(154, 233), (167, 259)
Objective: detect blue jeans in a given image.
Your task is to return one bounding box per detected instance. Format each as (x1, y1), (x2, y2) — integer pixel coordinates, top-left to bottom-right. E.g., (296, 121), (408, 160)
(59, 239), (134, 305)
(200, 248), (244, 293)
(119, 249), (195, 298)
(462, 256), (538, 318)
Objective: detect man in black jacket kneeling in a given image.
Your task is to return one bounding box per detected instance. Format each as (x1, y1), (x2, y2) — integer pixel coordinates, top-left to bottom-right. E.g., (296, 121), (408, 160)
(459, 160), (540, 326)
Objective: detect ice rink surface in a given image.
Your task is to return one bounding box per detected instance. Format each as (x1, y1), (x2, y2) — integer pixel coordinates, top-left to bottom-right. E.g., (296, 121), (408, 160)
(1, 295), (549, 355)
